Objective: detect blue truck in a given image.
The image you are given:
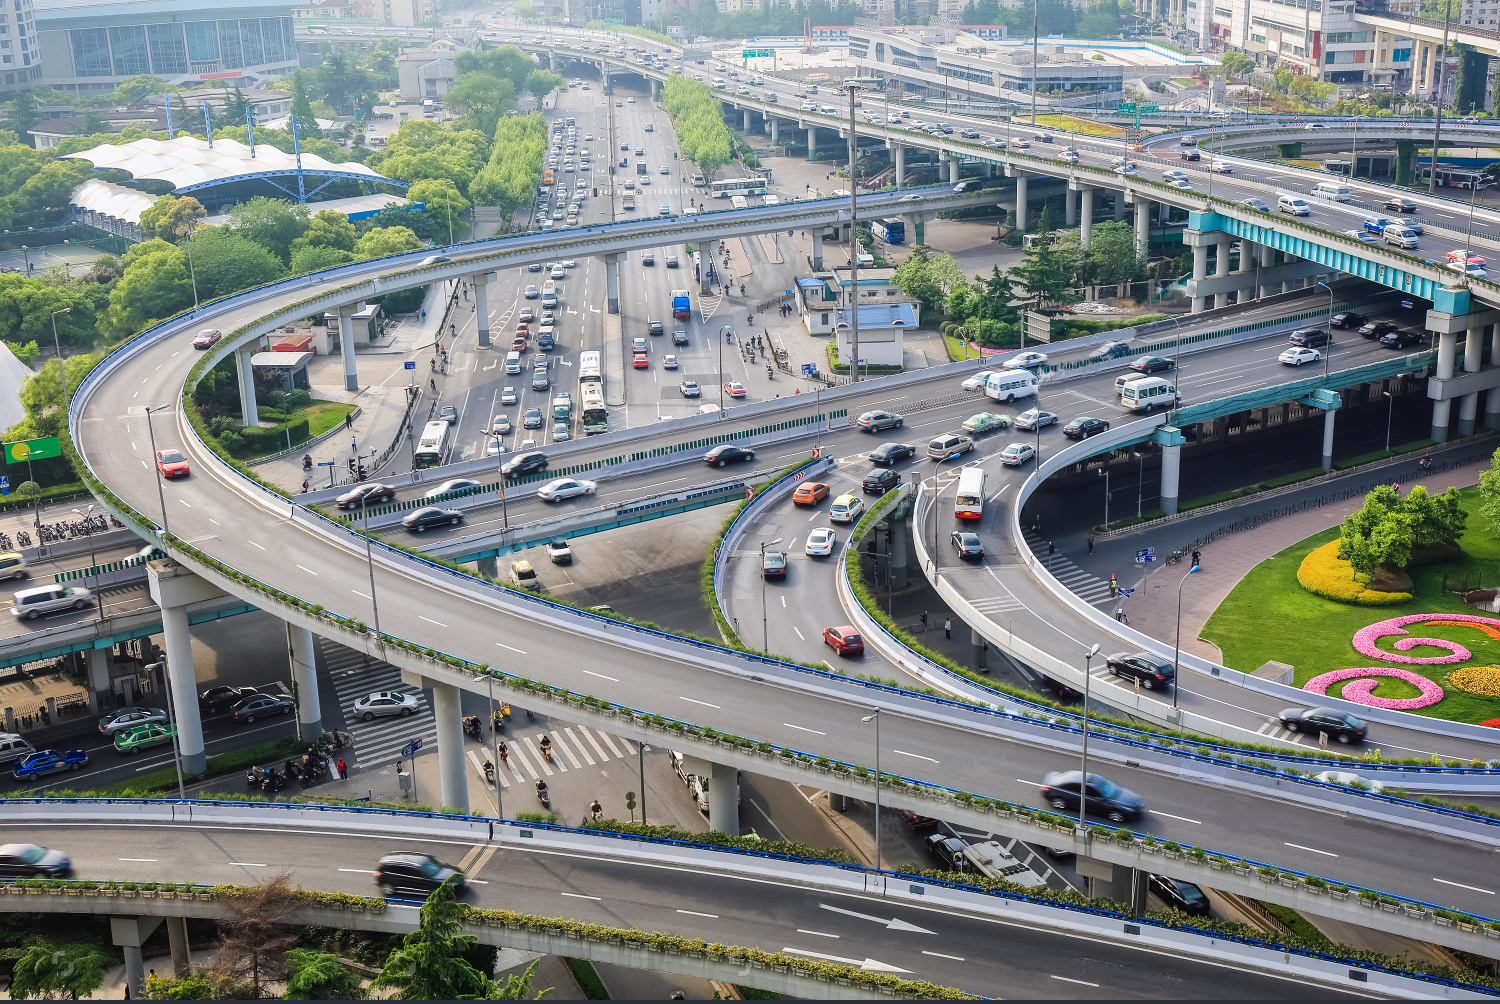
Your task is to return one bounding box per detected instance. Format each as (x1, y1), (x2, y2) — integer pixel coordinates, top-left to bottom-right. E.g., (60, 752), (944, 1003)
(671, 289), (692, 320)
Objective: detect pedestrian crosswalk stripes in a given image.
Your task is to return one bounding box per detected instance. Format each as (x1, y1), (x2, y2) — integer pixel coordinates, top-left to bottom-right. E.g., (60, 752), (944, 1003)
(1257, 720), (1307, 745)
(318, 640), (434, 770)
(1020, 530), (1115, 608)
(484, 725), (636, 788)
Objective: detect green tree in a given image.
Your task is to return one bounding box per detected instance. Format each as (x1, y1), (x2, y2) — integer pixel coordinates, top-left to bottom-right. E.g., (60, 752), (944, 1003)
(290, 244), (355, 275)
(1340, 486), (1419, 575)
(6, 159), (94, 217)
(524, 68), (565, 104)
(108, 74), (175, 107)
(226, 196), (310, 264)
(1481, 448), (1500, 537)
(4, 90), (40, 145)
(140, 194), (207, 239)
(354, 225), (424, 259)
(1088, 219), (1143, 291)
(467, 113), (547, 213)
(1219, 51), (1255, 77)
(479, 959), (550, 999)
(0, 274), (96, 348)
(1009, 232), (1072, 308)
(312, 51), (375, 115)
(370, 877), (489, 1000)
(1400, 484), (1468, 546)
(445, 73), (516, 139)
(187, 227), (286, 299)
(406, 178), (472, 238)
(1077, 0), (1120, 37)
(662, 76), (736, 179)
(291, 208), (359, 253)
(290, 72), (324, 139)
(9, 935), (116, 999)
(1452, 45), (1489, 115)
(891, 246), (944, 311)
(454, 45), (537, 91)
(102, 241), (192, 336)
(284, 948), (364, 1000)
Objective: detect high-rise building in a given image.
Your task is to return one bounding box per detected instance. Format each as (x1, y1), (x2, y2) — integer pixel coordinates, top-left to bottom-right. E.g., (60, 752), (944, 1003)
(0, 0), (43, 102)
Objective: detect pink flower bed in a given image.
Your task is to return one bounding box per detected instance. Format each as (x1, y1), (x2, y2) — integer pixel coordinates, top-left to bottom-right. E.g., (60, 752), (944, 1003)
(1350, 613), (1500, 665)
(1303, 668), (1445, 710)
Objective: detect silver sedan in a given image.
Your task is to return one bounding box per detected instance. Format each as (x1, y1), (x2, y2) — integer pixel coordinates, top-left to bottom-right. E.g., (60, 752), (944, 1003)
(1013, 408), (1059, 431)
(97, 707), (167, 737)
(351, 691), (418, 721)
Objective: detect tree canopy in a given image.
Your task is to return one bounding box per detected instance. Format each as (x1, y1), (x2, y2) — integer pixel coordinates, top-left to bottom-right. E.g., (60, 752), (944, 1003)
(226, 197), (311, 264)
(1340, 484), (1467, 577)
(662, 76), (735, 179)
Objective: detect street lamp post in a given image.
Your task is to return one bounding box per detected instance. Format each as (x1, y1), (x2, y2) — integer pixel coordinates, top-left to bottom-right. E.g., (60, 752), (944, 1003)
(1172, 564), (1200, 711)
(840, 76), (880, 384)
(50, 308), (72, 415)
(862, 708), (883, 888)
(1098, 468), (1110, 529)
(495, 432), (510, 532)
(760, 536), (783, 650)
(1131, 450), (1144, 518)
(719, 324), (732, 416)
(143, 405), (171, 536)
(1079, 643), (1101, 828)
(1382, 390), (1394, 452)
(358, 494), (383, 643)
(1316, 279), (1335, 379)
(72, 504), (105, 620)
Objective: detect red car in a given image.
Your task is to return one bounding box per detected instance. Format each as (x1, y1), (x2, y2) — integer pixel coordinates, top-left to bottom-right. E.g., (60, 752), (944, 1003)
(633, 352), (649, 369)
(792, 482), (829, 506)
(511, 337), (527, 353)
(823, 625), (864, 656)
(155, 449), (190, 478)
(723, 381), (747, 398)
(192, 329), (222, 349)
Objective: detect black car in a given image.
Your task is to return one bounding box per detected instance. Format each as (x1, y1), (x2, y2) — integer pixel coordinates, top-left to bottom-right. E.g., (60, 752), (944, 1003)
(760, 549), (787, 579)
(648, 320), (664, 336)
(1129, 355), (1174, 374)
(200, 686), (258, 712)
(1179, 149), (1200, 161)
(0, 843), (70, 879)
(673, 329), (690, 346)
(1062, 417), (1110, 440)
(924, 833), (971, 872)
(951, 531), (984, 561)
(1380, 329), (1426, 350)
(863, 468), (900, 494)
(231, 694), (293, 723)
(1278, 706), (1366, 744)
(1149, 874), (1210, 916)
(522, 408), (544, 430)
(374, 852), (465, 898)
(335, 483), (397, 509)
(1040, 770), (1145, 823)
(403, 506), (463, 533)
(1287, 327), (1331, 348)
(703, 444), (756, 467)
(1330, 311), (1367, 330)
(869, 443), (917, 465)
(1105, 652), (1175, 690)
(1358, 319), (1398, 339)
(501, 452), (548, 478)
(1384, 196), (1417, 213)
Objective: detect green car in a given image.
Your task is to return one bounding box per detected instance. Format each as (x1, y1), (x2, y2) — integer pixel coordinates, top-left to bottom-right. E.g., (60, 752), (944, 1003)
(962, 412), (1010, 435)
(114, 722), (175, 755)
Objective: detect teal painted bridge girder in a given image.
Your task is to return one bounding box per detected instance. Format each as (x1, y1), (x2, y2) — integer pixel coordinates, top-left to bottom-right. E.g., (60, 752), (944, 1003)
(0, 602), (259, 671)
(1187, 211), (1471, 315)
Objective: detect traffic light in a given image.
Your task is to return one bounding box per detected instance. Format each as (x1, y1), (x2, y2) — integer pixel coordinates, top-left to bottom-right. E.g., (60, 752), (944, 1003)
(593, 187), (598, 196)
(673, 151), (678, 159)
(919, 611), (928, 627)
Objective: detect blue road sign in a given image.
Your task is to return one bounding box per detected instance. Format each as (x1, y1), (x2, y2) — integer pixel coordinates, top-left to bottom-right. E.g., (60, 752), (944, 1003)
(316, 461), (335, 468)
(2, 475), (9, 496)
(1136, 547), (1155, 556)
(1118, 587), (1135, 597)
(404, 360), (417, 370)
(400, 739), (423, 757)
(1134, 555), (1157, 564)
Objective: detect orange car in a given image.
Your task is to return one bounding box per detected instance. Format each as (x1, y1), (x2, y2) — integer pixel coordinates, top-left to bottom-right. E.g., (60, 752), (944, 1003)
(792, 482), (830, 506)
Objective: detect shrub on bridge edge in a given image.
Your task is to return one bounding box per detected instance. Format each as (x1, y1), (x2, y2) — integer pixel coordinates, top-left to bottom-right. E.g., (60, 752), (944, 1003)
(1296, 539), (1414, 606)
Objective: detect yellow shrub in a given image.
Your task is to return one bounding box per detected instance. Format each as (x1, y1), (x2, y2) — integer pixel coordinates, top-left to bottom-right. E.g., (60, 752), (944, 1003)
(1448, 664), (1500, 698)
(1296, 540), (1412, 607)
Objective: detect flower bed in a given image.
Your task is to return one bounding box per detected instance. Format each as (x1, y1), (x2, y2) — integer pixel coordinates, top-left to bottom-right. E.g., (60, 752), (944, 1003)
(1351, 613), (1500, 665)
(1303, 667), (1445, 710)
(1448, 665), (1500, 698)
(1295, 541), (1412, 606)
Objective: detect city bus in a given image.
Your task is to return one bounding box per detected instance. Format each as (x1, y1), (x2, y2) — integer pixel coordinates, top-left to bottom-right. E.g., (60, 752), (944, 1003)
(711, 177), (769, 199)
(579, 350), (607, 434)
(872, 218), (906, 244)
(954, 467), (986, 520)
(414, 420), (451, 469)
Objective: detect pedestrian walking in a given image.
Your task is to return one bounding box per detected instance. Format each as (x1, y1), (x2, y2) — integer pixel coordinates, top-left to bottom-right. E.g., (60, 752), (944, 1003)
(1032, 515), (1042, 535)
(1087, 533), (1094, 554)
(337, 757), (348, 780)
(345, 413), (354, 431)
(944, 617), (952, 640)
(1109, 573), (1118, 597)
(349, 435), (357, 453)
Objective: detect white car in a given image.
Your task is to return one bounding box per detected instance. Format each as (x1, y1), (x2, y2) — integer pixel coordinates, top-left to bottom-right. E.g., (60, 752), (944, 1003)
(536, 478), (597, 501)
(1113, 163), (1138, 176)
(662, 354), (679, 369)
(805, 527), (838, 557)
(1344, 229), (1378, 245)
(961, 370), (995, 391)
(1313, 770), (1384, 793)
(519, 307), (534, 321)
(486, 439), (505, 457)
(1014, 408), (1058, 431)
(1170, 178), (1194, 190)
(562, 259), (577, 268)
(659, 204), (672, 215)
(1058, 150), (1079, 163)
(1279, 346), (1322, 366)
(1208, 161), (1233, 173)
(1005, 351), (1049, 370)
(500, 386), (518, 405)
(679, 380), (701, 397)
(351, 691), (418, 721)
(553, 422), (571, 442)
(425, 478), (481, 499)
(998, 442), (1036, 467)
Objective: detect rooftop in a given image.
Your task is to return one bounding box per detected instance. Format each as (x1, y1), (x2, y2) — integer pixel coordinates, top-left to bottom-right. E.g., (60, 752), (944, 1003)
(833, 302), (918, 328)
(62, 135), (400, 194)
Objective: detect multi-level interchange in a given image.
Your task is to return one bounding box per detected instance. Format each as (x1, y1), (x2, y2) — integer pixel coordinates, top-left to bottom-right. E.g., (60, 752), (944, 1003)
(15, 14), (1500, 999)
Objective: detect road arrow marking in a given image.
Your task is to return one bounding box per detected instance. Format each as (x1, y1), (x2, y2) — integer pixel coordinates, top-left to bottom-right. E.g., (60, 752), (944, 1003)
(782, 948), (911, 973)
(819, 903), (935, 934)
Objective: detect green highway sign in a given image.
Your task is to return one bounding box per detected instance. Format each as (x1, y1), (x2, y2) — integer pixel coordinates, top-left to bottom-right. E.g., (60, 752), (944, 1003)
(603, 18), (624, 23)
(1141, 103), (1159, 113)
(1117, 102), (1135, 112)
(3, 437), (59, 463)
(742, 48), (772, 57)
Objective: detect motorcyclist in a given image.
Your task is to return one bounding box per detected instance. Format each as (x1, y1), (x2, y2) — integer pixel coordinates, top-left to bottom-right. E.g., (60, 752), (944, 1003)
(540, 734), (553, 760)
(497, 740), (509, 763)
(302, 454), (313, 471)
(590, 798), (604, 821)
(1419, 454), (1434, 472)
(536, 779), (550, 802)
(501, 702), (511, 723)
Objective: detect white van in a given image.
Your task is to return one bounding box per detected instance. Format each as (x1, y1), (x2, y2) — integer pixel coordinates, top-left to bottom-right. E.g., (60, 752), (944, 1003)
(1278, 195), (1311, 216)
(1383, 226), (1420, 249)
(11, 584), (91, 620)
(1312, 180), (1351, 202)
(1114, 372), (1155, 395)
(927, 433), (975, 460)
(983, 369), (1039, 404)
(505, 351), (522, 374)
(1120, 376), (1179, 412)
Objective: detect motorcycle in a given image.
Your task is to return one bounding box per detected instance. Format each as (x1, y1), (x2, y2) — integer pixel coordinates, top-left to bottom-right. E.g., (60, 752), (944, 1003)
(483, 760), (496, 784)
(540, 737), (554, 764)
(536, 781), (551, 808)
(462, 715), (483, 739)
(302, 454), (313, 471)
(1419, 456), (1434, 473)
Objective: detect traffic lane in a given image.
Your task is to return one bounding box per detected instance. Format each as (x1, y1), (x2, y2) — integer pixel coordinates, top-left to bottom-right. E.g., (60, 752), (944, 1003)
(20, 820), (1353, 1001)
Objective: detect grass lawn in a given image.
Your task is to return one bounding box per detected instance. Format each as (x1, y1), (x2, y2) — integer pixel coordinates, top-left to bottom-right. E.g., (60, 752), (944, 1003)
(1033, 114), (1126, 137)
(1202, 486), (1500, 726)
(241, 400), (357, 460)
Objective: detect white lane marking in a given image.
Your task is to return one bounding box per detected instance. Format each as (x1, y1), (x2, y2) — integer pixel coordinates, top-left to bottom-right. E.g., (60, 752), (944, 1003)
(677, 909), (719, 918)
(419, 615), (447, 627)
(295, 564), (319, 576)
(1284, 842), (1338, 857)
(119, 858), (158, 862)
(228, 862), (267, 867)
(338, 868), (376, 874)
(177, 499), (192, 508)
(792, 626), (805, 640)
(785, 723), (827, 735)
(893, 750), (939, 763)
(1435, 878), (1495, 894)
(797, 929), (840, 938)
(780, 595), (786, 608)
(1051, 976), (1099, 987)
(562, 892), (601, 900)
(680, 696), (720, 708)
(352, 589), (371, 599)
(584, 670), (619, 681)
(250, 541), (266, 550)
(1148, 809), (1202, 825)
(496, 642), (527, 654)
(923, 951), (965, 962)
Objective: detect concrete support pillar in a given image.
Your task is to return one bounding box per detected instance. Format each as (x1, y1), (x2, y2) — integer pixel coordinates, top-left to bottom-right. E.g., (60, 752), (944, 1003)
(473, 271), (491, 348)
(812, 231), (824, 269)
(911, 219), (925, 246)
(431, 680), (468, 812)
(947, 156), (960, 184)
(709, 760), (739, 834)
(1065, 187), (1077, 227)
(477, 555), (499, 579)
(1213, 238), (1233, 308)
(891, 515), (908, 589)
(1014, 172), (1027, 230)
(700, 244), (714, 293)
(234, 344), (259, 427)
(1259, 243), (1277, 298)
(894, 144), (905, 188)
(167, 916), (190, 977)
(971, 626), (987, 670)
(650, 78), (658, 100)
(807, 125), (818, 160)
(1079, 188), (1094, 246)
(1113, 194), (1126, 221)
(743, 108), (751, 131)
(1160, 443), (1182, 516)
(1133, 199), (1149, 258)
(1487, 325), (1500, 430)
(605, 254), (620, 314)
(286, 623), (322, 741)
(770, 117), (780, 143)
(1322, 407), (1337, 473)
(112, 915), (163, 1001)
(339, 305), (359, 393)
(1190, 243), (1208, 314)
(88, 647), (110, 700)
(1433, 330), (1458, 442)
(1459, 326), (1484, 435)
(161, 603), (205, 774)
